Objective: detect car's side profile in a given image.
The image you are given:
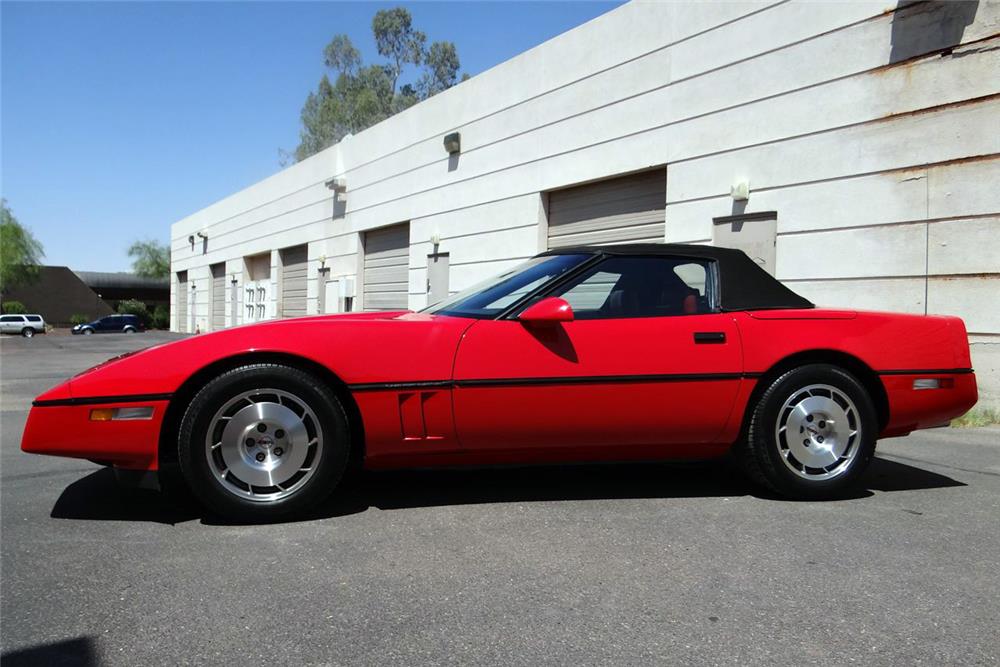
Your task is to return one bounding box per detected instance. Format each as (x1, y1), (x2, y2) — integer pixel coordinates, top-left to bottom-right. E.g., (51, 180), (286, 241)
(72, 313), (144, 335)
(22, 245), (978, 520)
(0, 314), (46, 337)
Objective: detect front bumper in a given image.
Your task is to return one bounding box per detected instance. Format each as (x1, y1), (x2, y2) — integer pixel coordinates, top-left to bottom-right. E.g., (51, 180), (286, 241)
(21, 399), (168, 470)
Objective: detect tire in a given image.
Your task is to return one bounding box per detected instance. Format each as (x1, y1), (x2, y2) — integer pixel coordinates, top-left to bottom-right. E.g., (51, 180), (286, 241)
(21, 328), (34, 338)
(124, 327), (136, 334)
(737, 364), (877, 499)
(82, 328), (94, 335)
(177, 363), (350, 521)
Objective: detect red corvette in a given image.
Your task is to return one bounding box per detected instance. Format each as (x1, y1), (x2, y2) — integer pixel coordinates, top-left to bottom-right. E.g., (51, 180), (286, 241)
(22, 245), (977, 520)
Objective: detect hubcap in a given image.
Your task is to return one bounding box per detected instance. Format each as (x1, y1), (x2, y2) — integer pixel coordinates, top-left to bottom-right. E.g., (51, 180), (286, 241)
(205, 388), (323, 502)
(774, 383), (860, 481)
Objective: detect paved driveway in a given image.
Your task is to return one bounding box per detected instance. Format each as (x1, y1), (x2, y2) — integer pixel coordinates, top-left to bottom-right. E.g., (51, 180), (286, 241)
(1, 332), (998, 665)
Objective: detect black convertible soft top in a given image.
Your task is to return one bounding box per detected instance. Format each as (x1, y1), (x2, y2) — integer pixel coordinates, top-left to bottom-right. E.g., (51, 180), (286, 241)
(543, 243), (814, 312)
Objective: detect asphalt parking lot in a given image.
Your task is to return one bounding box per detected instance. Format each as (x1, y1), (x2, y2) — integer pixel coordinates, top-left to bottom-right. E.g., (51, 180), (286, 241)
(1, 332), (999, 665)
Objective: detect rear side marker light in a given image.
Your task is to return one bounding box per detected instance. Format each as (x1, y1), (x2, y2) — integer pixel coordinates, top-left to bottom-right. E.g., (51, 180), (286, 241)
(913, 378), (954, 390)
(89, 407), (154, 421)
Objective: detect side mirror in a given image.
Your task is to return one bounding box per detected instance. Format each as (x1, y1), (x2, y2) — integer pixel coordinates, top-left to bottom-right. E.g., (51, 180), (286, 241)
(518, 297), (574, 324)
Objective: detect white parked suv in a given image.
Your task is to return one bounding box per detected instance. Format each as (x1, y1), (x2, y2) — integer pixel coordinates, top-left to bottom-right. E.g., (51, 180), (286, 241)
(0, 314), (47, 337)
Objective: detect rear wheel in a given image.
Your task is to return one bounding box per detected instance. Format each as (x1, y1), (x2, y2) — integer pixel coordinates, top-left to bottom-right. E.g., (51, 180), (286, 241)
(738, 364), (877, 499)
(178, 364), (350, 521)
(124, 326), (136, 334)
(21, 327), (34, 338)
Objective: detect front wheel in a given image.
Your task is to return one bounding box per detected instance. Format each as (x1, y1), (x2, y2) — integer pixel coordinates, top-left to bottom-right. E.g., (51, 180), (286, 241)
(82, 328), (94, 335)
(737, 364), (877, 499)
(178, 363), (351, 521)
(21, 327), (34, 338)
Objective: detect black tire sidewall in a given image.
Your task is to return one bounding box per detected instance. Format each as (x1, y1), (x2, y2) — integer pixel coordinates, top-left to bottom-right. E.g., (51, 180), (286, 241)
(21, 328), (33, 338)
(754, 364), (877, 498)
(178, 364), (350, 521)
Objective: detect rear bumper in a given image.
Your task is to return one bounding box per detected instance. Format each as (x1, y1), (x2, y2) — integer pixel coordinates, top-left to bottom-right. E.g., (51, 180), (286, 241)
(21, 400), (167, 470)
(880, 371), (978, 437)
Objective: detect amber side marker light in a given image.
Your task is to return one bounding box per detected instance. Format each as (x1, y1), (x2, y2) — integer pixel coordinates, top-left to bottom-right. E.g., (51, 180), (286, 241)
(89, 407), (154, 421)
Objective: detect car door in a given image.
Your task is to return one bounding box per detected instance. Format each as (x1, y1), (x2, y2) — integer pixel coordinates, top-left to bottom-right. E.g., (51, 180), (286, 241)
(0, 315), (22, 334)
(452, 255), (743, 452)
(96, 316), (114, 332)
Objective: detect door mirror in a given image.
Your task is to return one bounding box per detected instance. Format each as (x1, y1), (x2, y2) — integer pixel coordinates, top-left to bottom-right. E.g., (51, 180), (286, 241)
(518, 297), (574, 324)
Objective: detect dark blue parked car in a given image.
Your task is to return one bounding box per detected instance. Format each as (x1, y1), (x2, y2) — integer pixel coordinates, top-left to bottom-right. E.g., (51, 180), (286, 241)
(72, 314), (144, 335)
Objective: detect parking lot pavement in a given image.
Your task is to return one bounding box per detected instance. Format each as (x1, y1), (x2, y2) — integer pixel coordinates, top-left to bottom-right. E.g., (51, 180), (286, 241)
(1, 334), (999, 666)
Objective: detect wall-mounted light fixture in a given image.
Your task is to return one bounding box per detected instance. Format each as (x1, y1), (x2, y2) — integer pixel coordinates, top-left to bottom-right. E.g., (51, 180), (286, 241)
(443, 132), (461, 155)
(730, 180), (750, 201)
(197, 231), (208, 240)
(318, 254), (327, 269)
(325, 178), (347, 193)
(430, 233), (441, 246)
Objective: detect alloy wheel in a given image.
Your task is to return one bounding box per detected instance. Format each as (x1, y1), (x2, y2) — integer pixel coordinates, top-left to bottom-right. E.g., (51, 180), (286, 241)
(204, 388), (324, 502)
(774, 383), (861, 481)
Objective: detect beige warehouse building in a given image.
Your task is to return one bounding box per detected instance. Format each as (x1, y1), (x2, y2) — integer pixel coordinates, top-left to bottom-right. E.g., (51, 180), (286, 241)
(170, 0), (1000, 407)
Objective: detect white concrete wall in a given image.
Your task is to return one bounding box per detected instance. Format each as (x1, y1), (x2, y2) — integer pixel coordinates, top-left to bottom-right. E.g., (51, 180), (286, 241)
(170, 0), (1000, 406)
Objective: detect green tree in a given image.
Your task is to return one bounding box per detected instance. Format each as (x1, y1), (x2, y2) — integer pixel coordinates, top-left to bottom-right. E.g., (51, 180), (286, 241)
(0, 200), (45, 294)
(116, 298), (150, 325)
(324, 34), (361, 75)
(420, 41), (461, 97)
(372, 7), (426, 96)
(127, 239), (170, 279)
(295, 7), (466, 161)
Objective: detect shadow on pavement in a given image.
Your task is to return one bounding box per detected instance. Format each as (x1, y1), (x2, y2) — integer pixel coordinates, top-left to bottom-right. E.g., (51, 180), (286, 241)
(49, 455), (965, 526)
(1, 636), (97, 667)
(50, 467), (199, 525)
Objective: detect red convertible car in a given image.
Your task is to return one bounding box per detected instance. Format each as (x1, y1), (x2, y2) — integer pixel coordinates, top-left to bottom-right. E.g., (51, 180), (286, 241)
(22, 245), (977, 520)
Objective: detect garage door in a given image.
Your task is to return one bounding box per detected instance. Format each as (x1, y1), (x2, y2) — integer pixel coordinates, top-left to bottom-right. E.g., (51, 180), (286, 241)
(211, 263), (226, 330)
(364, 223), (410, 311)
(280, 245), (308, 318)
(176, 270), (188, 333)
(547, 169), (666, 248)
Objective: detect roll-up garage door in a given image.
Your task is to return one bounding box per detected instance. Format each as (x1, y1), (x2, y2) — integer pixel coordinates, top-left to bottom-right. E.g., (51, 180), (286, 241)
(280, 245), (308, 318)
(547, 169), (666, 248)
(210, 263), (226, 330)
(176, 271), (188, 333)
(363, 223), (410, 311)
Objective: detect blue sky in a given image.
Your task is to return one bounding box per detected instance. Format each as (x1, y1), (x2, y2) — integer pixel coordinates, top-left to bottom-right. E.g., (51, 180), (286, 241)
(1, 1), (620, 272)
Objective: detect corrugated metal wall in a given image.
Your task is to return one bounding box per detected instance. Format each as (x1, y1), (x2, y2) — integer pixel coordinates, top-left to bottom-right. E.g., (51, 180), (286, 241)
(280, 245), (308, 318)
(548, 169), (666, 248)
(210, 263), (226, 330)
(176, 271), (188, 333)
(363, 224), (410, 310)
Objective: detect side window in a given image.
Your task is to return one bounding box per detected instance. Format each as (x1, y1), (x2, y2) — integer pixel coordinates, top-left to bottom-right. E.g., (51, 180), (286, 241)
(26, 315), (42, 322)
(0, 315), (23, 323)
(554, 256), (714, 320)
(673, 262), (708, 298)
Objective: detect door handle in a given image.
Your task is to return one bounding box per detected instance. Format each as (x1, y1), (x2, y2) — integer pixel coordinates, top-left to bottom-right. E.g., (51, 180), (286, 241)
(694, 332), (726, 344)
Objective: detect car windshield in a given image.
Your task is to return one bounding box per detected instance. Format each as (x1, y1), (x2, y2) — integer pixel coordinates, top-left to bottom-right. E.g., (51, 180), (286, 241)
(422, 253), (590, 318)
